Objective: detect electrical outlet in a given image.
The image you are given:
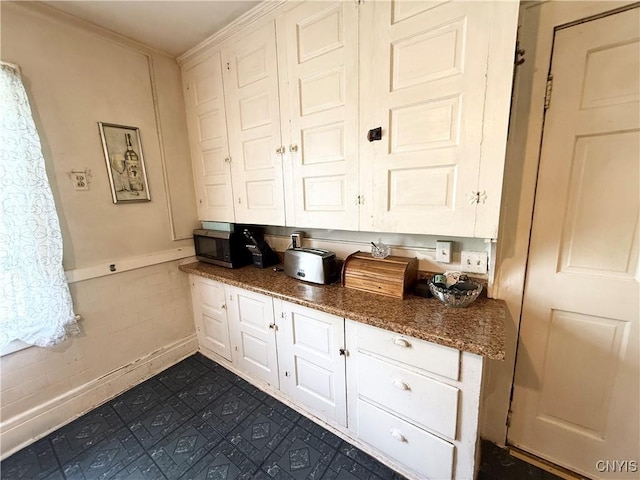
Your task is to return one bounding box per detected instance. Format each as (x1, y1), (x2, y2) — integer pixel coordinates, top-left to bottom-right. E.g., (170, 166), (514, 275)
(72, 171), (88, 191)
(435, 241), (452, 263)
(461, 250), (488, 274)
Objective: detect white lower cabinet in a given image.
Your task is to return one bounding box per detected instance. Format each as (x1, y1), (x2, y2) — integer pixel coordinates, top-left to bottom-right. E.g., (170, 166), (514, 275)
(226, 286), (280, 389)
(357, 400), (455, 480)
(189, 275), (483, 479)
(189, 276), (233, 361)
(346, 320), (484, 480)
(274, 301), (347, 427)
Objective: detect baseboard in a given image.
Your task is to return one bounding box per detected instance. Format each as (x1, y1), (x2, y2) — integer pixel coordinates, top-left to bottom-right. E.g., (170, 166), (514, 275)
(509, 447), (588, 480)
(0, 335), (198, 460)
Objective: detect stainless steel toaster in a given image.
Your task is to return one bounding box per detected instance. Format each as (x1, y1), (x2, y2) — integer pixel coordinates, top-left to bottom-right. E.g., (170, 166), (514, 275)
(284, 248), (339, 285)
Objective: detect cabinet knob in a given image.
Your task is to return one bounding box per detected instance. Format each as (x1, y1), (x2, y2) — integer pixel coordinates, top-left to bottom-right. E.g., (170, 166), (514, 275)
(392, 379), (410, 391)
(289, 144), (298, 153)
(390, 429), (408, 443)
(339, 348), (348, 356)
(268, 323), (277, 330)
(221, 304), (227, 310)
(224, 156), (231, 163)
(276, 146), (285, 154)
(393, 337), (411, 348)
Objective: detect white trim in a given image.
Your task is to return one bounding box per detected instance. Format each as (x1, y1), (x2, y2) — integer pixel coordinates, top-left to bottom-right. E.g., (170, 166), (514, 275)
(0, 340), (31, 357)
(0, 335), (198, 460)
(1, 251), (195, 358)
(177, 0), (288, 66)
(64, 247), (195, 284)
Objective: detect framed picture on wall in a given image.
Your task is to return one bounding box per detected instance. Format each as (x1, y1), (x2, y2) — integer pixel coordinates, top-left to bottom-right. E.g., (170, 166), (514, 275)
(98, 122), (151, 203)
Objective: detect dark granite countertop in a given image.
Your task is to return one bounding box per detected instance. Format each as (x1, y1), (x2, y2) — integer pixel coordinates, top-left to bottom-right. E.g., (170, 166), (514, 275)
(179, 261), (506, 360)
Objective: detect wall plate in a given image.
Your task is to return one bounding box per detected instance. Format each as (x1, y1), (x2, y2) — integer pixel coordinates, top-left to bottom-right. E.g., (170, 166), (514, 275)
(436, 241), (452, 263)
(461, 251), (488, 274)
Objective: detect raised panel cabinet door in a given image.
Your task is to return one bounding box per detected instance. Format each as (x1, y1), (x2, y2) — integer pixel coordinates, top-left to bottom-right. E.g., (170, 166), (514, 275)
(191, 276), (233, 361)
(182, 52), (234, 222)
(359, 1), (493, 236)
(221, 21), (286, 226)
(226, 286), (279, 388)
(275, 301), (347, 427)
(277, 1), (360, 230)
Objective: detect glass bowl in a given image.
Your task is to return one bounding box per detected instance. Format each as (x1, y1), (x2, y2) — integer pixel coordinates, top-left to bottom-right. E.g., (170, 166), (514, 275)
(429, 279), (483, 308)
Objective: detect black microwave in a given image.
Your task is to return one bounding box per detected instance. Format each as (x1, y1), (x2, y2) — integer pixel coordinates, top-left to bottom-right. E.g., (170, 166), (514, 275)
(193, 229), (251, 268)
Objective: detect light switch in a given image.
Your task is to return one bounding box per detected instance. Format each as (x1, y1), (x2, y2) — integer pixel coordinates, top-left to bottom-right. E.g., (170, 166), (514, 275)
(461, 251), (488, 274)
(436, 241), (452, 263)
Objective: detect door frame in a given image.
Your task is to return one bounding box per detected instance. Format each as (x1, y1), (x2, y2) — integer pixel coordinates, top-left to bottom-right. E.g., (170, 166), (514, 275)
(480, 0), (639, 447)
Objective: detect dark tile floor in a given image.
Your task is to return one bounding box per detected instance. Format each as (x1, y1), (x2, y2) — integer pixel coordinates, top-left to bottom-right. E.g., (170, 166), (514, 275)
(478, 439), (563, 480)
(1, 354), (408, 480)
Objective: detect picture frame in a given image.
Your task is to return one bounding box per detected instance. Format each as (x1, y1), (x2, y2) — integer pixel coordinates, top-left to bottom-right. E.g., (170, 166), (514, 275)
(98, 122), (151, 203)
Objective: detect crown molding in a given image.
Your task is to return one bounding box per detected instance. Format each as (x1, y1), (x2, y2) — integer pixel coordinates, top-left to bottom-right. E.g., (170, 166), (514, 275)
(177, 0), (289, 66)
(10, 1), (175, 59)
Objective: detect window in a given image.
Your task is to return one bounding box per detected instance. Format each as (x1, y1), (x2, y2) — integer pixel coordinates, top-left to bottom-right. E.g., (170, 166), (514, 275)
(0, 61), (78, 350)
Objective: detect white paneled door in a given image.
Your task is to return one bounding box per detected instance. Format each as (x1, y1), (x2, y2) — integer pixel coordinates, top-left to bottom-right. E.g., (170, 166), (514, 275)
(183, 52), (234, 222)
(222, 22), (286, 225)
(509, 7), (639, 479)
(277, 1), (360, 230)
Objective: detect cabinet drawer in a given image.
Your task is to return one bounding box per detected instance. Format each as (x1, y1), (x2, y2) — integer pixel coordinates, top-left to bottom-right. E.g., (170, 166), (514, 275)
(357, 354), (458, 439)
(354, 322), (460, 380)
(357, 399), (454, 480)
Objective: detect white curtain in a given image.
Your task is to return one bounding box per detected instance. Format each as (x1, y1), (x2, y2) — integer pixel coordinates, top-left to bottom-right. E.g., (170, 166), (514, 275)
(0, 62), (79, 348)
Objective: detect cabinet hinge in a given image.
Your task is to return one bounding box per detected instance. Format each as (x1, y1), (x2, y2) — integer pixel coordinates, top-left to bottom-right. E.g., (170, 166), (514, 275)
(225, 61), (230, 71)
(280, 312), (286, 319)
(467, 191), (488, 205)
(544, 74), (553, 110)
(284, 371), (290, 377)
(514, 39), (525, 67)
(506, 410), (513, 428)
(356, 194), (364, 205)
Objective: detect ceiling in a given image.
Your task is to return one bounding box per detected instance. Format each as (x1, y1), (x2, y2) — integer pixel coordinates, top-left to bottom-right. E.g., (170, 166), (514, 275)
(41, 0), (261, 57)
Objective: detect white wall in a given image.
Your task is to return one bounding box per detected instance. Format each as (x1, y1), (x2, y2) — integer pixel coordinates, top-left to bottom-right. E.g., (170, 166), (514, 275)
(0, 2), (199, 457)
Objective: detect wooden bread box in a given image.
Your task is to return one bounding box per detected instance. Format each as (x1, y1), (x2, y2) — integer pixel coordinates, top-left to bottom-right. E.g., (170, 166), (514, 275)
(341, 251), (418, 299)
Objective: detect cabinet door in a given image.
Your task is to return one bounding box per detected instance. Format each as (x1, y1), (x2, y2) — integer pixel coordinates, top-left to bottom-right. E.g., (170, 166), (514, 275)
(183, 52), (234, 221)
(359, 2), (493, 236)
(222, 22), (286, 225)
(190, 276), (232, 361)
(276, 301), (347, 427)
(227, 286), (279, 388)
(277, 1), (360, 230)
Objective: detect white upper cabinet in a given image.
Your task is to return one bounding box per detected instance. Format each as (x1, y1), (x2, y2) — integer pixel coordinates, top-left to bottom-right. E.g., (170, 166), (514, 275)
(222, 22), (287, 226)
(359, 1), (507, 237)
(183, 52), (235, 222)
(277, 1), (360, 230)
(181, 0), (517, 237)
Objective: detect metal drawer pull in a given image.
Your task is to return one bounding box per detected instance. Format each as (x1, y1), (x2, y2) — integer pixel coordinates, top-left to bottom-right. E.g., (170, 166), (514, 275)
(393, 337), (411, 348)
(390, 429), (408, 443)
(393, 379), (410, 391)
